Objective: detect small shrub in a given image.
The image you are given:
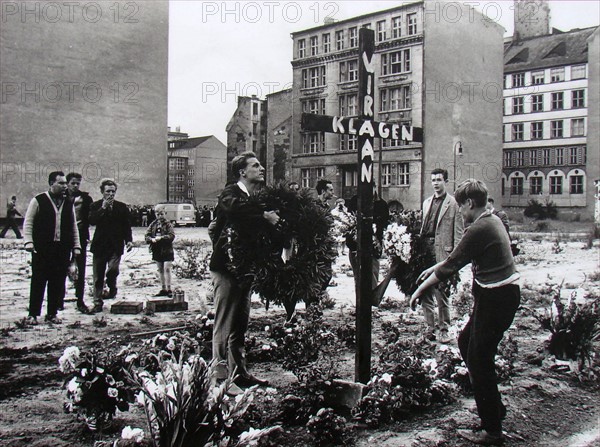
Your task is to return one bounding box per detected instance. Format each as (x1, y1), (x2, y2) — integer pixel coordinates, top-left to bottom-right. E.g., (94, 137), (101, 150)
(307, 408), (349, 447)
(534, 221), (549, 232)
(552, 237), (563, 254)
(524, 199), (546, 220)
(173, 241), (211, 280)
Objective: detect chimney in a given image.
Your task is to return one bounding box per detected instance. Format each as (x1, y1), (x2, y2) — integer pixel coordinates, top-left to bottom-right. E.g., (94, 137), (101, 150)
(513, 0), (551, 42)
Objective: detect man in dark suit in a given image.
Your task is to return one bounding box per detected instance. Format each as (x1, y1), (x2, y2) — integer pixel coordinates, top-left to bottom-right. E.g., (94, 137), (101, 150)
(66, 172), (93, 314)
(210, 151), (280, 390)
(89, 178), (133, 313)
(23, 171), (81, 324)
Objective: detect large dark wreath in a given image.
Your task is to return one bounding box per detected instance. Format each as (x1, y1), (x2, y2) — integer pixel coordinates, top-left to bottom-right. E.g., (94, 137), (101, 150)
(390, 210), (460, 297)
(225, 183), (337, 313)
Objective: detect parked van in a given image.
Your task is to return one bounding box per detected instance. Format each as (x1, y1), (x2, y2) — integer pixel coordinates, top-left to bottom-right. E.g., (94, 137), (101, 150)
(157, 203), (196, 227)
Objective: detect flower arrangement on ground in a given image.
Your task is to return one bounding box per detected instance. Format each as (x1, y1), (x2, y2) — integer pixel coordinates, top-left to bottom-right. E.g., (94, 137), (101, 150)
(59, 346), (131, 430)
(131, 350), (280, 447)
(225, 182), (337, 313)
(382, 210), (460, 297)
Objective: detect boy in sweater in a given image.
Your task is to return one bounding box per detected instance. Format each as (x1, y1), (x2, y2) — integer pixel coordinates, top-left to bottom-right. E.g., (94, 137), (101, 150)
(410, 179), (520, 446)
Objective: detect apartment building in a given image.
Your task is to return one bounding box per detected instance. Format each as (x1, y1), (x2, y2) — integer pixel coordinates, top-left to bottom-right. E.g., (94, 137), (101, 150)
(290, 2), (504, 210)
(226, 96), (268, 182)
(502, 1), (599, 217)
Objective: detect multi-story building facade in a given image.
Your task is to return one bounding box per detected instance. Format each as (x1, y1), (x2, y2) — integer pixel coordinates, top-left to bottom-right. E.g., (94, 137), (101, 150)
(290, 2), (504, 210)
(226, 96), (267, 182)
(167, 136), (227, 206)
(502, 0), (599, 217)
(266, 89), (293, 182)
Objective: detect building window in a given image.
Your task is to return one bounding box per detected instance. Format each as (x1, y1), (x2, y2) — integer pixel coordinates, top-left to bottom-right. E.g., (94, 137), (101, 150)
(175, 173), (185, 181)
(349, 27), (358, 47)
(530, 176), (543, 194)
(407, 13), (417, 35)
(380, 85), (411, 111)
(504, 151), (511, 167)
(531, 70), (545, 84)
(503, 75), (508, 89)
(187, 189), (194, 198)
(550, 176), (562, 194)
(572, 89), (585, 108)
(550, 67), (565, 82)
(556, 148), (564, 165)
(339, 60), (358, 82)
(570, 147), (578, 164)
(175, 184), (184, 193)
(335, 30), (344, 50)
(512, 96), (524, 114)
(571, 65), (586, 80)
(377, 20), (386, 41)
(516, 151), (524, 166)
(511, 177), (523, 195)
(398, 163), (410, 186)
(298, 39), (305, 58)
(551, 92), (564, 110)
(531, 94), (543, 112)
(302, 66), (326, 88)
(392, 16), (401, 38)
(339, 94), (357, 116)
(530, 149), (538, 165)
(512, 123), (524, 141)
(301, 169), (310, 188)
(571, 118), (585, 137)
(570, 175), (584, 194)
(323, 33), (330, 53)
(339, 134), (357, 151)
(315, 167), (325, 179)
(381, 49), (411, 75)
(303, 132), (324, 153)
(310, 36), (318, 56)
(512, 73), (525, 87)
(551, 120), (563, 138)
(252, 122), (257, 135)
(188, 168), (194, 176)
(381, 138), (406, 148)
(188, 178), (194, 187)
(543, 149), (551, 165)
(531, 122), (543, 140)
(303, 98), (326, 114)
(381, 164), (392, 186)
(176, 159), (185, 170)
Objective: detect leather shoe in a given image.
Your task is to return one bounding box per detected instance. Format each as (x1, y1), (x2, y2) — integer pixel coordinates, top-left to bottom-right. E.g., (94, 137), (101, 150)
(458, 429), (504, 445)
(77, 304), (91, 314)
(235, 374), (269, 387)
(106, 288), (118, 299)
(91, 305), (104, 314)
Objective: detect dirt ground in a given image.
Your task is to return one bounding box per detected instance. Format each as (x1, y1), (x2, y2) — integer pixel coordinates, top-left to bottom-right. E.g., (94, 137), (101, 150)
(0, 227), (599, 446)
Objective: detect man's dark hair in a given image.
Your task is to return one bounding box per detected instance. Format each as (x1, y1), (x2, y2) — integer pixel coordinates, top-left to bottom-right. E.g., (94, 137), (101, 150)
(66, 172), (82, 182)
(455, 179), (488, 207)
(487, 197), (495, 204)
(431, 168), (448, 181)
(48, 171), (65, 185)
(100, 178), (118, 192)
(315, 179), (332, 195)
(231, 151), (257, 180)
(10, 195), (16, 200)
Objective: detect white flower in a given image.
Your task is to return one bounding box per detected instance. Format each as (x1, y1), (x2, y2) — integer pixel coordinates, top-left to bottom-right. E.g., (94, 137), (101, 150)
(121, 426), (145, 442)
(380, 373), (392, 384)
(105, 374), (116, 386)
(125, 353), (138, 363)
(107, 387), (119, 398)
(58, 346), (80, 373)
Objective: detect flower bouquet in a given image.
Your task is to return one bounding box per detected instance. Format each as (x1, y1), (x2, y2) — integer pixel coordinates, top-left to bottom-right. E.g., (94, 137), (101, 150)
(374, 210), (459, 302)
(225, 182), (337, 314)
(59, 346), (131, 430)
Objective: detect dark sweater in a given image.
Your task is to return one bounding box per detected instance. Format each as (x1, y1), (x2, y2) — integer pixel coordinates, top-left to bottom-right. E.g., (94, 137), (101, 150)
(435, 212), (517, 286)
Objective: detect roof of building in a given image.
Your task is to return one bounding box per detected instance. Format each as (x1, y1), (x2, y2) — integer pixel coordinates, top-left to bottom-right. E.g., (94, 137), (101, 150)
(291, 1), (422, 36)
(172, 136), (213, 149)
(504, 26), (597, 73)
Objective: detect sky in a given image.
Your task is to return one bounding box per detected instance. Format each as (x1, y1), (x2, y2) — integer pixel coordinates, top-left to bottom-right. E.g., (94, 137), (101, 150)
(167, 1), (599, 143)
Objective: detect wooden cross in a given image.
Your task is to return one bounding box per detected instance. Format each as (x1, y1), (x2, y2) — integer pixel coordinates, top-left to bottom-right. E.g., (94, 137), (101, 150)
(301, 28), (423, 383)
